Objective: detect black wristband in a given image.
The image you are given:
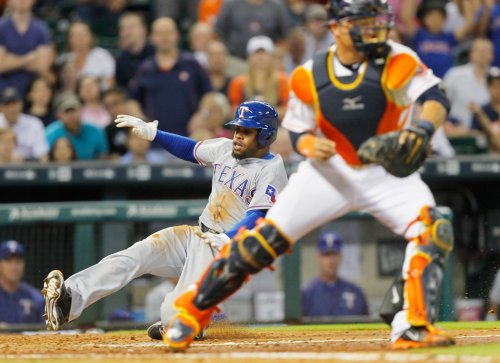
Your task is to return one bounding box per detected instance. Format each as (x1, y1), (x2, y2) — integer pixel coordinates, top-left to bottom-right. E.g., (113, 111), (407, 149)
(416, 120), (435, 137)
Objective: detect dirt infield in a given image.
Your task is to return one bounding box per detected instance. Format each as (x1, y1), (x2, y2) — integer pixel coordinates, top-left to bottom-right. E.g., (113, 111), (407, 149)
(1, 324), (499, 363)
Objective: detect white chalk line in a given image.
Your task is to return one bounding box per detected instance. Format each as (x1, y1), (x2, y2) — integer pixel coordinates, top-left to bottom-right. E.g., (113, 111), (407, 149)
(74, 333), (500, 348)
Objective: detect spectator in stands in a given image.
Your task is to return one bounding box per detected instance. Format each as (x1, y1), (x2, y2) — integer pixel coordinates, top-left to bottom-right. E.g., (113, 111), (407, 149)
(115, 12), (155, 89)
(46, 92), (109, 160)
(302, 231), (369, 318)
(445, 0), (481, 37)
(283, 27), (307, 75)
(189, 22), (216, 69)
(152, 0), (199, 23)
(57, 21), (115, 91)
(0, 240), (44, 324)
(476, 0), (500, 68)
(128, 17), (212, 137)
(215, 0), (291, 59)
(402, 1), (474, 78)
(77, 75), (110, 128)
(102, 87), (130, 159)
(198, 0), (223, 26)
(227, 36), (289, 119)
(25, 77), (55, 127)
(187, 92), (232, 141)
(206, 41), (232, 95)
(120, 129), (164, 164)
(0, 128), (22, 164)
(390, 0), (421, 43)
(0, 87), (48, 161)
(469, 66), (500, 153)
(48, 136), (77, 162)
(444, 38), (493, 136)
(75, 0), (126, 23)
(284, 0), (308, 27)
(0, 0), (53, 96)
(303, 4), (334, 62)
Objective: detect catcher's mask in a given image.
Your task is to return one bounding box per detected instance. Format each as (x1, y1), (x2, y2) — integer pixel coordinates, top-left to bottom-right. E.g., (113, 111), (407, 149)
(328, 0), (393, 59)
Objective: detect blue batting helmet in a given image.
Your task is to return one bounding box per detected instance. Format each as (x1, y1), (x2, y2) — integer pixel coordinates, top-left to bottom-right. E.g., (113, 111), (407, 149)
(226, 100), (279, 148)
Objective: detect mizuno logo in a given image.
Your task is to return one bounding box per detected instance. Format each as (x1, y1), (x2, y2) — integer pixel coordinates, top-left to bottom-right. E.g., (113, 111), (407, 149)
(342, 96), (365, 111)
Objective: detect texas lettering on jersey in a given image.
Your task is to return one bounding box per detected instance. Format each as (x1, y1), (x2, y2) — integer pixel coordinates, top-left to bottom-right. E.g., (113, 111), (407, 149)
(213, 163), (250, 200)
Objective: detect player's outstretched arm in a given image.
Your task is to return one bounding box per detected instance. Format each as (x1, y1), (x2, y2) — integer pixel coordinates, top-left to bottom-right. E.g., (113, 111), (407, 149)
(115, 114), (198, 163)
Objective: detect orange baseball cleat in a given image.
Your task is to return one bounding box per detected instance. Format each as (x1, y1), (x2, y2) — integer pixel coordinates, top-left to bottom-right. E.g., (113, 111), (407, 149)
(391, 325), (455, 349)
(162, 286), (216, 351)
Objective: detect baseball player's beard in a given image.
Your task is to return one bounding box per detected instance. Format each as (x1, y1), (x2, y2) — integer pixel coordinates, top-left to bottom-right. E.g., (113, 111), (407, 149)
(232, 145), (261, 160)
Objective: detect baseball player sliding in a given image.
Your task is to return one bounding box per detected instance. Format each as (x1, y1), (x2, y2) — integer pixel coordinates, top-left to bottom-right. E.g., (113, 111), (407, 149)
(162, 0), (455, 352)
(41, 100), (288, 339)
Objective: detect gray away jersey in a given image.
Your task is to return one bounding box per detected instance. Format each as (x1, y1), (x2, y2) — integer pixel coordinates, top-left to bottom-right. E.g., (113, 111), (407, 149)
(194, 138), (288, 233)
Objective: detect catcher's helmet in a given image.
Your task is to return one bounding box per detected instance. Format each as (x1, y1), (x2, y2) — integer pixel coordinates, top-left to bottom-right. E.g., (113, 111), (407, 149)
(328, 0), (393, 59)
(226, 100), (278, 148)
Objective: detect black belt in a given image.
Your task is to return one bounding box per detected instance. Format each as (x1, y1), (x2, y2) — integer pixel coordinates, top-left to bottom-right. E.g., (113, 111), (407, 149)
(200, 223), (221, 234)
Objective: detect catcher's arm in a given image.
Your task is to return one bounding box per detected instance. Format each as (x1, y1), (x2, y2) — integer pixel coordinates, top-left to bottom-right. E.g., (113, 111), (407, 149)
(290, 131), (336, 160)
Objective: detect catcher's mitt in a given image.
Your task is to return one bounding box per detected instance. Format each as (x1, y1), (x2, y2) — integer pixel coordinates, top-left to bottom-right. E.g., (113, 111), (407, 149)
(357, 123), (433, 178)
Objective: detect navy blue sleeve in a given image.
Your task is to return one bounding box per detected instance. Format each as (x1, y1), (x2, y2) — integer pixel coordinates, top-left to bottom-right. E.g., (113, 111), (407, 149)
(154, 130), (197, 163)
(289, 130), (308, 155)
(416, 84), (450, 114)
(225, 209), (266, 238)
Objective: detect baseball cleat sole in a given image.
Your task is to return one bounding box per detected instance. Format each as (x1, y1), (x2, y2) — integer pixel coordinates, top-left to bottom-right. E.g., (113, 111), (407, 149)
(42, 270), (65, 331)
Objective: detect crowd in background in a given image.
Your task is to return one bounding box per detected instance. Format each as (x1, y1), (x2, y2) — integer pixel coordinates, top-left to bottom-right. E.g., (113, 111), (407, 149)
(1, 0), (500, 165)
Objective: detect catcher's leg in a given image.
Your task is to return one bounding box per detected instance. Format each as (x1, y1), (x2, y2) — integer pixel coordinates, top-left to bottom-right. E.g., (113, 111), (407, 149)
(163, 220), (291, 351)
(385, 206), (455, 349)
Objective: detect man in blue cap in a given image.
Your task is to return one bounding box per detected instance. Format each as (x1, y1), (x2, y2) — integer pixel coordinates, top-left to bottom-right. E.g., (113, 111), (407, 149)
(301, 231), (369, 318)
(0, 240), (44, 324)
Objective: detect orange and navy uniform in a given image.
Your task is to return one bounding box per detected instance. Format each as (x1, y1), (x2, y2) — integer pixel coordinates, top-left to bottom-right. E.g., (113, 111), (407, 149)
(289, 42), (434, 166)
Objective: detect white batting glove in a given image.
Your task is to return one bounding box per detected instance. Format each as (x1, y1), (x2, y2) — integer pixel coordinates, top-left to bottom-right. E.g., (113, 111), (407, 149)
(114, 114), (158, 141)
(195, 229), (231, 251)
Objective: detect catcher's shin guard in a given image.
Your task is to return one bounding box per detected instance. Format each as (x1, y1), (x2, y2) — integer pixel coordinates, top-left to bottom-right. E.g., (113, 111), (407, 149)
(164, 222), (291, 351)
(194, 221), (291, 309)
(380, 206), (454, 326)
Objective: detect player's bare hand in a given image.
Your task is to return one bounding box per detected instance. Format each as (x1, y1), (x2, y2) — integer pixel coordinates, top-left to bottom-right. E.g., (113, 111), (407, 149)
(114, 114), (158, 141)
(314, 138), (337, 160)
(297, 133), (336, 160)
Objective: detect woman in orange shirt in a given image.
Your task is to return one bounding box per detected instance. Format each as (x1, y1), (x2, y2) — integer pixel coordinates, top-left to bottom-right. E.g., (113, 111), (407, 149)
(227, 36), (289, 121)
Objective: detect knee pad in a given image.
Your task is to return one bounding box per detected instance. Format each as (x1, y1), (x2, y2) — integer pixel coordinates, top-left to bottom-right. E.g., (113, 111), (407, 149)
(194, 222), (291, 310)
(417, 206), (454, 254)
(232, 222), (291, 274)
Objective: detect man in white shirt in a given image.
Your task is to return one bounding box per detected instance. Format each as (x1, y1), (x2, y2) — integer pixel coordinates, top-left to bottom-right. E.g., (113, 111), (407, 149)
(0, 87), (48, 161)
(443, 38), (493, 135)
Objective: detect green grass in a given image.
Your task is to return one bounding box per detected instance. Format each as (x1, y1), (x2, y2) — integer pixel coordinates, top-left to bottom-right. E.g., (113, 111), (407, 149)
(249, 321), (500, 332)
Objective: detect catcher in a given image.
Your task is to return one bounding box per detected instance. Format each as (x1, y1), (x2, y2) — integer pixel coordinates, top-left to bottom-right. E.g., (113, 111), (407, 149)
(163, 0), (454, 352)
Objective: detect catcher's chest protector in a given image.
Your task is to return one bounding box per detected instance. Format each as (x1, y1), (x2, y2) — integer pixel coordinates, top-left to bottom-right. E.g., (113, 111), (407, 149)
(312, 51), (388, 150)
